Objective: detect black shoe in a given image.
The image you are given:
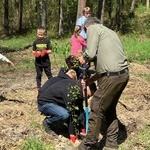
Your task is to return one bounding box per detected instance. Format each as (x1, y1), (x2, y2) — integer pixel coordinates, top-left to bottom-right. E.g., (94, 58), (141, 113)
(42, 119), (55, 134)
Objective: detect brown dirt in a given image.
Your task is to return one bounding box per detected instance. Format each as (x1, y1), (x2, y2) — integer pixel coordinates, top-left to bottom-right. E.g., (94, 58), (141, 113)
(0, 49), (150, 150)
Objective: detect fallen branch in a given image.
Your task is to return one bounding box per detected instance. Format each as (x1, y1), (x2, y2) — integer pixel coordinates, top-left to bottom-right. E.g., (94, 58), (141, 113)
(118, 100), (134, 112)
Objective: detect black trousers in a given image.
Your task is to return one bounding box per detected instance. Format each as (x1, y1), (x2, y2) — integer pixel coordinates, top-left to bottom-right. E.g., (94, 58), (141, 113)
(35, 65), (52, 88)
(78, 70), (129, 150)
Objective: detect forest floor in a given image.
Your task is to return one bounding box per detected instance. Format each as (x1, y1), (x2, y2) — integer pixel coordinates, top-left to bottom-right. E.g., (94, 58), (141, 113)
(0, 49), (150, 150)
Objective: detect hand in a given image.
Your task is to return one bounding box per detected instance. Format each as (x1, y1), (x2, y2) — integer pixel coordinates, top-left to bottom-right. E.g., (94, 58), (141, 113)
(40, 50), (48, 57)
(7, 61), (14, 66)
(81, 79), (86, 89)
(33, 52), (40, 58)
(81, 78), (93, 89)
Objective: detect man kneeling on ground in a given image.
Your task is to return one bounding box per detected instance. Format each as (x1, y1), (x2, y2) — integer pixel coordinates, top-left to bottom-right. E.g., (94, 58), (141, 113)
(37, 69), (96, 143)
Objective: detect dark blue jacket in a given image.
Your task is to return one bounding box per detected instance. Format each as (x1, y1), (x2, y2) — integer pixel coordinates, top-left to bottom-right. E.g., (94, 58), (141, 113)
(38, 79), (83, 110)
(38, 68), (69, 98)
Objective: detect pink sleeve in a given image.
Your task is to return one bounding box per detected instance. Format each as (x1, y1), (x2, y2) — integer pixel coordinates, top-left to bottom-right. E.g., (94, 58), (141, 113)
(79, 37), (87, 47)
(70, 35), (73, 45)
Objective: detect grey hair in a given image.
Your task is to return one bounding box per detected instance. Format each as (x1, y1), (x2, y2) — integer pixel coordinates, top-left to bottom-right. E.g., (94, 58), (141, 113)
(84, 17), (101, 27)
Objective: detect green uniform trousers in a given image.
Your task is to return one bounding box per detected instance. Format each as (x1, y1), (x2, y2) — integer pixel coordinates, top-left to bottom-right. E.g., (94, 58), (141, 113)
(78, 70), (129, 150)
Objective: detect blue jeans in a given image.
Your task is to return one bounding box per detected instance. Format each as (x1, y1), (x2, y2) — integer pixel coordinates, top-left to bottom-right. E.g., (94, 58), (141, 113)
(38, 103), (70, 124)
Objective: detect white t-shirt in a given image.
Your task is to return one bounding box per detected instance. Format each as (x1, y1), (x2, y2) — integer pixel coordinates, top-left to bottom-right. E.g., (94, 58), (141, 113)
(0, 54), (10, 62)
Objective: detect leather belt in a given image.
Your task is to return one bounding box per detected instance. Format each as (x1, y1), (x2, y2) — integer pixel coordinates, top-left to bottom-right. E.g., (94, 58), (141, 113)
(102, 68), (128, 77)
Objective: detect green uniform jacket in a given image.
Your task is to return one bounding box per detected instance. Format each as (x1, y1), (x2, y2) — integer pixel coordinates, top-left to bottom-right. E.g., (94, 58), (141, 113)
(83, 24), (128, 74)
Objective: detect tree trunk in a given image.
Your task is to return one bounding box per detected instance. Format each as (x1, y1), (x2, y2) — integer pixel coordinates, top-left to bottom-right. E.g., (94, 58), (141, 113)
(19, 0), (23, 32)
(116, 0), (121, 31)
(59, 0), (63, 36)
(98, 0), (103, 19)
(130, 0), (135, 18)
(131, 0), (135, 12)
(41, 0), (47, 28)
(4, 0), (9, 35)
(146, 0), (149, 8)
(76, 0), (86, 20)
(98, 0), (105, 24)
(36, 0), (41, 27)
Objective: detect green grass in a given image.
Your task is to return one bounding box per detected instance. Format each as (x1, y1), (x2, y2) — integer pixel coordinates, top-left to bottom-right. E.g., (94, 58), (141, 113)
(136, 4), (150, 14)
(0, 33), (149, 74)
(21, 136), (55, 150)
(121, 34), (150, 63)
(1, 37), (32, 49)
(138, 125), (150, 149)
(0, 32), (35, 50)
(1, 32), (149, 63)
(119, 125), (150, 150)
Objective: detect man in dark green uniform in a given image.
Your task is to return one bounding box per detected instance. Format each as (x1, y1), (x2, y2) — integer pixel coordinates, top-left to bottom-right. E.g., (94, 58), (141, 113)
(67, 17), (129, 150)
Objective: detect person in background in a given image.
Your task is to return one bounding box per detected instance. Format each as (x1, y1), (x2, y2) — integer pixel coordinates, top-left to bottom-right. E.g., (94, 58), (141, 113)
(58, 55), (92, 81)
(0, 53), (14, 66)
(58, 55), (80, 79)
(68, 17), (129, 150)
(32, 26), (52, 91)
(70, 25), (87, 57)
(76, 7), (91, 40)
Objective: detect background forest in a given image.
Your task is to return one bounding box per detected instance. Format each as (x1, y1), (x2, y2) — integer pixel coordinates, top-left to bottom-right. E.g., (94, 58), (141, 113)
(0, 0), (150, 38)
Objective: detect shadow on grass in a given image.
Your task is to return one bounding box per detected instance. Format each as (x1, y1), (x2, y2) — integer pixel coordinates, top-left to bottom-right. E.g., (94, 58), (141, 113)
(0, 45), (32, 53)
(0, 95), (24, 103)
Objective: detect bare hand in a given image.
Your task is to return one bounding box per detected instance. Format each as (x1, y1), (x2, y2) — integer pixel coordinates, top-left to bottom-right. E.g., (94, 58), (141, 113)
(7, 61), (14, 66)
(81, 79), (86, 89)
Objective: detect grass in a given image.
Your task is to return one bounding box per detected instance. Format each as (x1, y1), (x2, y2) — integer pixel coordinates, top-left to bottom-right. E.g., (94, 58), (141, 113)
(21, 136), (55, 150)
(0, 31), (35, 51)
(119, 125), (150, 150)
(135, 73), (150, 82)
(0, 33), (149, 74)
(121, 34), (150, 63)
(138, 125), (150, 148)
(0, 32), (149, 63)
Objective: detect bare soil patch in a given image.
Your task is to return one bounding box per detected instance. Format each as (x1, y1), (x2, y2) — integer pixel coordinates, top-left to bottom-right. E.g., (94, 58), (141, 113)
(0, 49), (150, 150)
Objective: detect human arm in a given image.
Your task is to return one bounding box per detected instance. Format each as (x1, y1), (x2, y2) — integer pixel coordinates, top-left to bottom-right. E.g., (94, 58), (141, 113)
(0, 54), (14, 66)
(83, 25), (99, 61)
(81, 73), (99, 87)
(76, 17), (82, 26)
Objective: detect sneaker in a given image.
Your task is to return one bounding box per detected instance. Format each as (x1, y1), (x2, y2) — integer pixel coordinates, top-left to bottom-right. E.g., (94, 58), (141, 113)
(80, 128), (86, 136)
(42, 119), (55, 134)
(70, 135), (78, 143)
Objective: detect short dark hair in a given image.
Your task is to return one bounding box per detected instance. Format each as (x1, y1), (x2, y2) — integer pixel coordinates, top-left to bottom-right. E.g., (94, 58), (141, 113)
(65, 55), (79, 69)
